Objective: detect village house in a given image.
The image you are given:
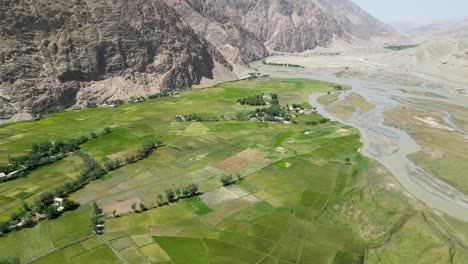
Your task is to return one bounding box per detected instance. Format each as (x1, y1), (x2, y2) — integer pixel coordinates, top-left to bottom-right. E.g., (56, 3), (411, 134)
(286, 139), (296, 145)
(0, 172), (6, 178)
(275, 147), (288, 155)
(53, 197), (64, 206)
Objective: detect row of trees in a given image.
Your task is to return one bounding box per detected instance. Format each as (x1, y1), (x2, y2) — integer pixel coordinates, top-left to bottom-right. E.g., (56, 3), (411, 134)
(91, 202), (104, 234)
(157, 183), (199, 206)
(0, 128), (112, 182)
(109, 183), (200, 218)
(262, 60), (305, 68)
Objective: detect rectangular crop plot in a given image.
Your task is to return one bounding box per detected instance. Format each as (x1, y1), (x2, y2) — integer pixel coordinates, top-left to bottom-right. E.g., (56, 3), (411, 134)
(155, 237), (208, 264)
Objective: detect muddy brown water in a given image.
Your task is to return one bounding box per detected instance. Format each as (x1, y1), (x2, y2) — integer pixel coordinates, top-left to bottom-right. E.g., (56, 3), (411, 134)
(255, 63), (468, 221)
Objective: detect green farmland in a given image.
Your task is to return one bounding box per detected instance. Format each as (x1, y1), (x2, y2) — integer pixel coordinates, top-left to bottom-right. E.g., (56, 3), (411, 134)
(0, 78), (467, 263)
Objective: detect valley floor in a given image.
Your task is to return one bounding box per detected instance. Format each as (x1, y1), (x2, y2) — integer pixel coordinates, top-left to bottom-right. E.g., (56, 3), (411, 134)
(0, 78), (467, 264)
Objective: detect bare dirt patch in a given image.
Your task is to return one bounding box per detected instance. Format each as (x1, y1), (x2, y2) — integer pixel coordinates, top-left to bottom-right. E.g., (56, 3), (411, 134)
(212, 149), (263, 172)
(201, 187), (239, 206)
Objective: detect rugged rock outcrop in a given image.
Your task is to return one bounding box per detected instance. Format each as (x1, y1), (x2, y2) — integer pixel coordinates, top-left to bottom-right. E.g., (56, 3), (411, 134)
(0, 0), (232, 119)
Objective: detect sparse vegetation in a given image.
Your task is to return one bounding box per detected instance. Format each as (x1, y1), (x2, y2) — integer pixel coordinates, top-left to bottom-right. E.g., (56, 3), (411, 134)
(384, 44), (419, 51)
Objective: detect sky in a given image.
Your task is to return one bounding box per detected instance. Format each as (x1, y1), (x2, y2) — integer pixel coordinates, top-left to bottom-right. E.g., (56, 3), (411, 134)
(352, 0), (468, 24)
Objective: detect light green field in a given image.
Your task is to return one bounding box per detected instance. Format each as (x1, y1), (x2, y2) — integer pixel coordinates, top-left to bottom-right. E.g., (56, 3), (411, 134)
(1, 78), (467, 263)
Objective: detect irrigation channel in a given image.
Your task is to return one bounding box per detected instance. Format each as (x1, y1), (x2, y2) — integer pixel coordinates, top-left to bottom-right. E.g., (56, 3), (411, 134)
(255, 62), (468, 222)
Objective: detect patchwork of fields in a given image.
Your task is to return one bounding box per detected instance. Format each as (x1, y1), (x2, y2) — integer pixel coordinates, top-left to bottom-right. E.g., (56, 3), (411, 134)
(2, 78), (463, 263)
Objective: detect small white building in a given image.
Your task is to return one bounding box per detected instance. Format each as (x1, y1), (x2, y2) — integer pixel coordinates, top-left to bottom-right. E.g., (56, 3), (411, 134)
(0, 172), (6, 178)
(53, 198), (64, 206)
(57, 206), (65, 212)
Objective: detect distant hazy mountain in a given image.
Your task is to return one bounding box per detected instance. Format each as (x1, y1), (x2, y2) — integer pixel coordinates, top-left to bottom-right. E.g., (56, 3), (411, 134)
(408, 19), (468, 42)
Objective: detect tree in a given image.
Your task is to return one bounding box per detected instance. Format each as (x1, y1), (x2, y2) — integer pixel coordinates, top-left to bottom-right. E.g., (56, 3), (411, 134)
(165, 189), (175, 202)
(139, 203), (147, 211)
(126, 156), (136, 164)
(22, 203), (31, 212)
(9, 212), (19, 222)
(345, 158), (351, 165)
(235, 172), (242, 181)
(112, 209), (117, 218)
(0, 221), (9, 234)
(104, 127), (111, 134)
(157, 194), (164, 205)
(90, 132), (97, 139)
(131, 203), (137, 212)
(62, 199), (80, 211)
(45, 206), (60, 219)
(175, 188), (181, 198)
(187, 183), (199, 196)
(220, 175), (233, 186)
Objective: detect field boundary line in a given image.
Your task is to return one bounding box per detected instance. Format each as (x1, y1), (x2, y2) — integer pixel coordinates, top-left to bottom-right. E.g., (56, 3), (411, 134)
(25, 234), (95, 264)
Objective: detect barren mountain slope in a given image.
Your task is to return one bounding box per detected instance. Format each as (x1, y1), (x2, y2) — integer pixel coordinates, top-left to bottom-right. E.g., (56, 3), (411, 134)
(167, 0), (400, 53)
(0, 0), (232, 119)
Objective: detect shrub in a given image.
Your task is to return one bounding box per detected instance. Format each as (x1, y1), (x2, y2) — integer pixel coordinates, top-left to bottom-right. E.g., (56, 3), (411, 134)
(220, 175), (233, 186)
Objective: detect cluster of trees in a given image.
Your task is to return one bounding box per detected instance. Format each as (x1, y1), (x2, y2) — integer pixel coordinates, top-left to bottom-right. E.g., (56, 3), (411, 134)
(262, 60), (305, 68)
(236, 98), (292, 123)
(237, 94), (267, 106)
(305, 118), (329, 125)
(175, 114), (222, 122)
(0, 134), (98, 183)
(0, 197), (80, 236)
(157, 183), (199, 206)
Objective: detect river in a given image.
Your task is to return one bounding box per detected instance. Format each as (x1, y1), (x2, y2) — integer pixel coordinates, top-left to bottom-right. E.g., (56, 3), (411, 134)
(255, 63), (468, 222)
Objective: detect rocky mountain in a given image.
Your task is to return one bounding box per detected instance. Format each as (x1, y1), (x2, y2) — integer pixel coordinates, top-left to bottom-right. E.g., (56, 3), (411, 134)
(166, 0), (400, 54)
(0, 0), (233, 119)
(0, 0), (398, 120)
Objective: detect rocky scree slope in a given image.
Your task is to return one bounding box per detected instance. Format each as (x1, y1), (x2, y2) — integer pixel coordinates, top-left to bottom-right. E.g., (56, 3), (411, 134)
(0, 0), (232, 119)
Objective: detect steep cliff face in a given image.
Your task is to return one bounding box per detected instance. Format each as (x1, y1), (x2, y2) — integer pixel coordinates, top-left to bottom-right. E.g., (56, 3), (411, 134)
(0, 0), (232, 119)
(167, 0), (399, 53)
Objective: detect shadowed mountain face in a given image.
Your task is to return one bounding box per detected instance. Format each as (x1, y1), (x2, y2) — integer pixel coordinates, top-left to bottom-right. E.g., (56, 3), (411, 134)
(0, 0), (232, 119)
(0, 0), (398, 119)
